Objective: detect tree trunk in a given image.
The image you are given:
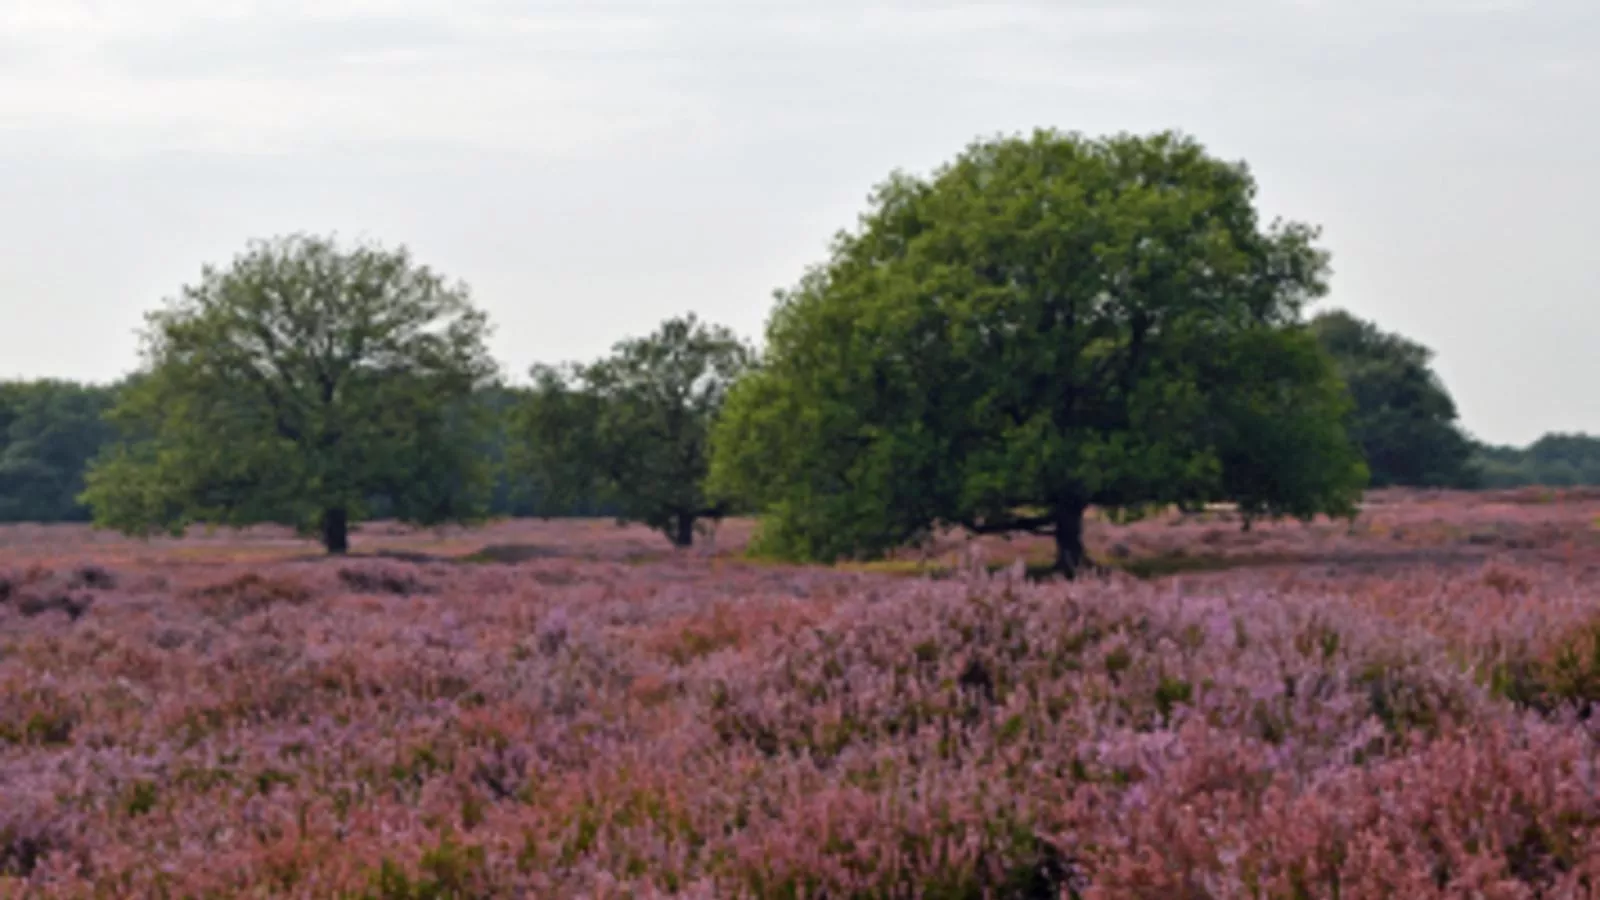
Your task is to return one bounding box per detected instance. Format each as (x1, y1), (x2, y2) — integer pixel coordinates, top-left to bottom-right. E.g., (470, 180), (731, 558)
(322, 507), (350, 555)
(1053, 502), (1088, 578)
(672, 512), (695, 549)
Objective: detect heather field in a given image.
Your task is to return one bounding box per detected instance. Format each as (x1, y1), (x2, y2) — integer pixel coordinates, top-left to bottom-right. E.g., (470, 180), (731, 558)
(5, 490), (1600, 898)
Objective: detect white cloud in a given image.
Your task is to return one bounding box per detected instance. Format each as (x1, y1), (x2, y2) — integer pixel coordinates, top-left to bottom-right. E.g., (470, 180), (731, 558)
(0, 0), (697, 156)
(0, 1), (1195, 157)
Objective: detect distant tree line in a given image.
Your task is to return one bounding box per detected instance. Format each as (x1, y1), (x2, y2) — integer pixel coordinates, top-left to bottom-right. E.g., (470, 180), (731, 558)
(1, 129), (1589, 569)
(0, 378), (621, 527)
(0, 379), (120, 522)
(1304, 311), (1600, 491)
(1472, 434), (1600, 489)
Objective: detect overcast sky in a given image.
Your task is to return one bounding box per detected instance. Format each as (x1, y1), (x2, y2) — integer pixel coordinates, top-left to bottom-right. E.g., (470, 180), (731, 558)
(1, 1), (1594, 445)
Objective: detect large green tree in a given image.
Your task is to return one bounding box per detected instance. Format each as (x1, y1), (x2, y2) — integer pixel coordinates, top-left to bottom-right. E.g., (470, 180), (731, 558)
(710, 129), (1367, 575)
(1309, 309), (1478, 488)
(82, 234), (499, 554)
(513, 314), (751, 547)
(0, 379), (121, 522)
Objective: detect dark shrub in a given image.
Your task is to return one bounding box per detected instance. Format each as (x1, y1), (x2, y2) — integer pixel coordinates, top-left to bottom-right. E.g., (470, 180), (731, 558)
(66, 565), (116, 590)
(0, 817), (71, 878)
(338, 566), (430, 596)
(15, 592), (92, 621)
(190, 573), (312, 620)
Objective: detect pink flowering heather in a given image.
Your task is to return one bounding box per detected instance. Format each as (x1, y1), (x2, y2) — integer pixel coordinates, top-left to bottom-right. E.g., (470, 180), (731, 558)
(2, 490), (1600, 897)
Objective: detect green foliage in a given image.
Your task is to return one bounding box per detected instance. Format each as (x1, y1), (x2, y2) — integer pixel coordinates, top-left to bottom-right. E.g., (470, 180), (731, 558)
(512, 313), (751, 547)
(80, 234), (499, 553)
(470, 385), (616, 519)
(1309, 309), (1478, 488)
(356, 834), (490, 900)
(121, 780), (159, 818)
(711, 129), (1366, 573)
(0, 379), (120, 522)
(1208, 326), (1369, 526)
(1473, 432), (1600, 488)
(0, 709), (75, 747)
(1488, 620), (1600, 715)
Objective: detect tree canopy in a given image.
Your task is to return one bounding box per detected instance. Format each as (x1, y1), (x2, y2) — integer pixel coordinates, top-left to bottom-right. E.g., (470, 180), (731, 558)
(81, 234), (499, 553)
(512, 314), (751, 547)
(710, 129), (1368, 574)
(1309, 309), (1478, 489)
(0, 379), (121, 522)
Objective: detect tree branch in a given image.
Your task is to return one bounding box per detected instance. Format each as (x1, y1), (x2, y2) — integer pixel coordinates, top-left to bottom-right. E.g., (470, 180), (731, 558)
(235, 366), (303, 443)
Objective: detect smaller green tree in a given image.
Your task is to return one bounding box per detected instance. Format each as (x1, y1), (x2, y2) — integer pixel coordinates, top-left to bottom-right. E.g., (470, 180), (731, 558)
(1205, 327), (1369, 530)
(81, 234), (499, 554)
(512, 314), (752, 548)
(1310, 310), (1478, 489)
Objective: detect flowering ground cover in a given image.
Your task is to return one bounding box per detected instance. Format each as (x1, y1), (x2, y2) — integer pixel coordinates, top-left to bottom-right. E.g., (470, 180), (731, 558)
(4, 490), (1600, 897)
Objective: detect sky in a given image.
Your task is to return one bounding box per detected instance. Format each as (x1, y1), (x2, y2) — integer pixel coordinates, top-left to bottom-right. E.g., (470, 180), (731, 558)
(0, 0), (1594, 446)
